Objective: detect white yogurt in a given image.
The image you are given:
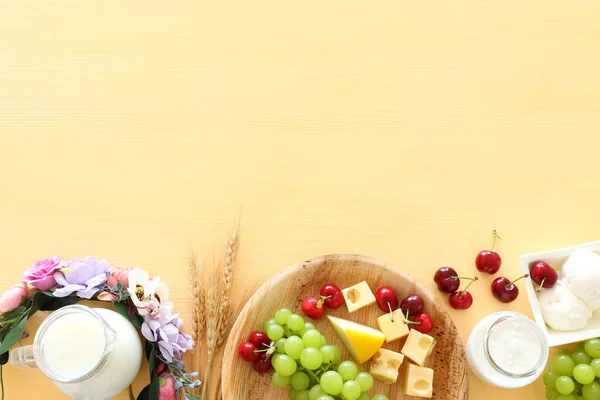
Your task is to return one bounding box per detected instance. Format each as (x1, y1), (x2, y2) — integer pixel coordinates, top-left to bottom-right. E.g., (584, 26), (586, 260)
(467, 312), (548, 388)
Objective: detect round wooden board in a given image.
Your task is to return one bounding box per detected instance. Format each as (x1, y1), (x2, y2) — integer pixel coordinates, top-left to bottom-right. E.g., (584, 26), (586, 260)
(222, 254), (469, 399)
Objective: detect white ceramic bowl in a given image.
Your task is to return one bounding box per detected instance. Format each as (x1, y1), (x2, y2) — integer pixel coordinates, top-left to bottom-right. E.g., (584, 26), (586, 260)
(520, 240), (600, 347)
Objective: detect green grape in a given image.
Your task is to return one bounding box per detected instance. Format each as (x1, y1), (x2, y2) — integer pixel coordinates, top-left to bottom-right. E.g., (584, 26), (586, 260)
(264, 318), (277, 331)
(341, 380), (361, 400)
(583, 382), (600, 400)
(355, 372), (374, 392)
(573, 351), (593, 365)
(332, 346), (342, 364)
(298, 322), (316, 336)
(285, 336), (305, 360)
(590, 359), (600, 378)
(276, 308), (293, 325)
(272, 353), (282, 364)
(320, 345), (336, 364)
(274, 354), (298, 377)
(303, 329), (323, 349)
(556, 376), (575, 395)
(357, 394), (370, 400)
(371, 395), (390, 400)
(547, 388), (561, 400)
(320, 371), (343, 395)
(287, 314), (305, 331)
(268, 324), (285, 341)
(586, 339), (600, 359)
(301, 347), (324, 370)
(574, 364), (595, 385)
(292, 372), (310, 390)
(553, 355), (576, 377)
(277, 338), (287, 354)
(315, 396), (335, 400)
(288, 387), (299, 400)
(338, 361), (358, 381)
(558, 350), (573, 358)
(556, 395), (576, 400)
(545, 369), (558, 388)
(575, 343), (587, 352)
(296, 390), (310, 400)
(309, 385), (327, 400)
(321, 335), (327, 347)
(273, 372), (292, 388)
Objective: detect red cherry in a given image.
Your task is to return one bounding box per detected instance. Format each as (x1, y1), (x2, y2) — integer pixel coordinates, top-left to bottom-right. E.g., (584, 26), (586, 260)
(491, 274), (529, 303)
(449, 291), (474, 310)
(238, 341), (259, 362)
(249, 331), (270, 349)
(475, 230), (502, 274)
(320, 284), (344, 309)
(302, 297), (325, 320)
(529, 261), (558, 291)
(253, 353), (272, 373)
(433, 267), (460, 293)
(412, 312), (434, 334)
(375, 287), (399, 313)
(400, 295), (424, 316)
(448, 276), (478, 310)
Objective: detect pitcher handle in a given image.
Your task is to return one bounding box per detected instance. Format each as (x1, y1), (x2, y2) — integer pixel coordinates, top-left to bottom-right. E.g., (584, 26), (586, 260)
(9, 345), (38, 369)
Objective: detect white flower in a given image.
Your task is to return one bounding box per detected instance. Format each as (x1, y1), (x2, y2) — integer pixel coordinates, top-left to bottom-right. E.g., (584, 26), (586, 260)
(127, 268), (170, 317)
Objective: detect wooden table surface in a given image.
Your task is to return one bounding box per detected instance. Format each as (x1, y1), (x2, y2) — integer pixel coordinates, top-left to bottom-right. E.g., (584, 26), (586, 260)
(1, 1), (599, 399)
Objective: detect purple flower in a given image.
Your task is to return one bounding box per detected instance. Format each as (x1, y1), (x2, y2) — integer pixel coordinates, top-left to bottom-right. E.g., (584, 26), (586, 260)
(141, 304), (193, 362)
(23, 257), (62, 291)
(53, 257), (111, 299)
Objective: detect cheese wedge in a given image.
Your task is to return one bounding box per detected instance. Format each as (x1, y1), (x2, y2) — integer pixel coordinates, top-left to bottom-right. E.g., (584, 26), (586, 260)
(327, 315), (386, 364)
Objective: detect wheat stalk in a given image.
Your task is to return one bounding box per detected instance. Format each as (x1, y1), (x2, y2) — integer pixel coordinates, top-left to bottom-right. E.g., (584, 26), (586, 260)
(202, 255), (220, 399)
(188, 253), (205, 381)
(216, 229), (239, 348)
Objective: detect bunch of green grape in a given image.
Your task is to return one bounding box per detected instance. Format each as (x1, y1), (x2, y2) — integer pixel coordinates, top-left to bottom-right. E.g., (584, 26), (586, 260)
(266, 308), (390, 400)
(544, 338), (600, 400)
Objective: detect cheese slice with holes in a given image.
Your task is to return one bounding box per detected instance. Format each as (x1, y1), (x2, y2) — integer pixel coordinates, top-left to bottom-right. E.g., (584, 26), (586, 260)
(370, 348), (405, 384)
(341, 281), (376, 313)
(401, 329), (436, 366)
(402, 363), (434, 398)
(327, 315), (385, 364)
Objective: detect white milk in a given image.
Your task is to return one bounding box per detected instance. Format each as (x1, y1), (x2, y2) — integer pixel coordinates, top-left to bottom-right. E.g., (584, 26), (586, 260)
(52, 308), (143, 400)
(43, 312), (106, 380)
(466, 312), (548, 389)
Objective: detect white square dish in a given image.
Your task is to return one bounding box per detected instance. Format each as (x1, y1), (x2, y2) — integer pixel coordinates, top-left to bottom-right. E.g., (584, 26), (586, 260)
(520, 240), (600, 347)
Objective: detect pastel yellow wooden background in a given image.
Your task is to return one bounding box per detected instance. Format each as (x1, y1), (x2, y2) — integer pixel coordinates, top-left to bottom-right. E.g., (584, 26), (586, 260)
(1, 1), (599, 399)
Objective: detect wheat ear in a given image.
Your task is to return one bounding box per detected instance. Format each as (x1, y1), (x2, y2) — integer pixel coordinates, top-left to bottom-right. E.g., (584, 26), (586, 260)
(202, 256), (220, 399)
(216, 229), (239, 348)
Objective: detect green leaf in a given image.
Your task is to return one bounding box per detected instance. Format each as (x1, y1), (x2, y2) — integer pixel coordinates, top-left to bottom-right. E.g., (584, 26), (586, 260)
(0, 316), (27, 354)
(0, 306), (29, 324)
(136, 384), (150, 400)
(189, 395), (201, 400)
(148, 374), (159, 400)
(0, 352), (7, 366)
(29, 291), (78, 315)
(158, 377), (166, 386)
(111, 282), (123, 292)
(113, 301), (142, 328)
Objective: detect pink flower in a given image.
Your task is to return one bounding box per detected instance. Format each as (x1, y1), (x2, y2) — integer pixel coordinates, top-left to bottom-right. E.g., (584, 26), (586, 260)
(107, 268), (130, 289)
(23, 257), (62, 291)
(0, 283), (28, 314)
(156, 364), (177, 400)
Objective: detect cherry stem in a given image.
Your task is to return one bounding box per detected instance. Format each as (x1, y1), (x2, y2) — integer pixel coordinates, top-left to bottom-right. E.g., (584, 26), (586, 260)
(491, 230), (501, 251)
(403, 309), (421, 325)
(506, 274), (529, 289)
(536, 277), (546, 293)
(451, 276), (478, 281)
(317, 295), (332, 309)
(387, 301), (395, 322)
(460, 276), (478, 299)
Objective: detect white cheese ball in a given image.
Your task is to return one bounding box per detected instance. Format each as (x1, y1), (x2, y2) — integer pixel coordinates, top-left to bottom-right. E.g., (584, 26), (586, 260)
(561, 249), (600, 310)
(538, 280), (592, 331)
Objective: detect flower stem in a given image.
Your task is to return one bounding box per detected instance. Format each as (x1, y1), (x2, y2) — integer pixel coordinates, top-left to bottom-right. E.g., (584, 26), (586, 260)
(1, 364), (4, 400)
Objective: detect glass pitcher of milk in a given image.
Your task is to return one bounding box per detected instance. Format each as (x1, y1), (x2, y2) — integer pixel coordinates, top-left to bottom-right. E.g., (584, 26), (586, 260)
(9, 305), (143, 399)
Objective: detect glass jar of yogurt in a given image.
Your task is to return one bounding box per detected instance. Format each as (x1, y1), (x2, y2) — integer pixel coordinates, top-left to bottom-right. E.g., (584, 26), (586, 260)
(466, 311), (548, 388)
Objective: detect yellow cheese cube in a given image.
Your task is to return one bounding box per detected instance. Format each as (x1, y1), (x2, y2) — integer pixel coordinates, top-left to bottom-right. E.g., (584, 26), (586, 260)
(402, 363), (434, 398)
(376, 310), (409, 343)
(400, 329), (436, 366)
(341, 281), (376, 313)
(370, 348), (405, 384)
